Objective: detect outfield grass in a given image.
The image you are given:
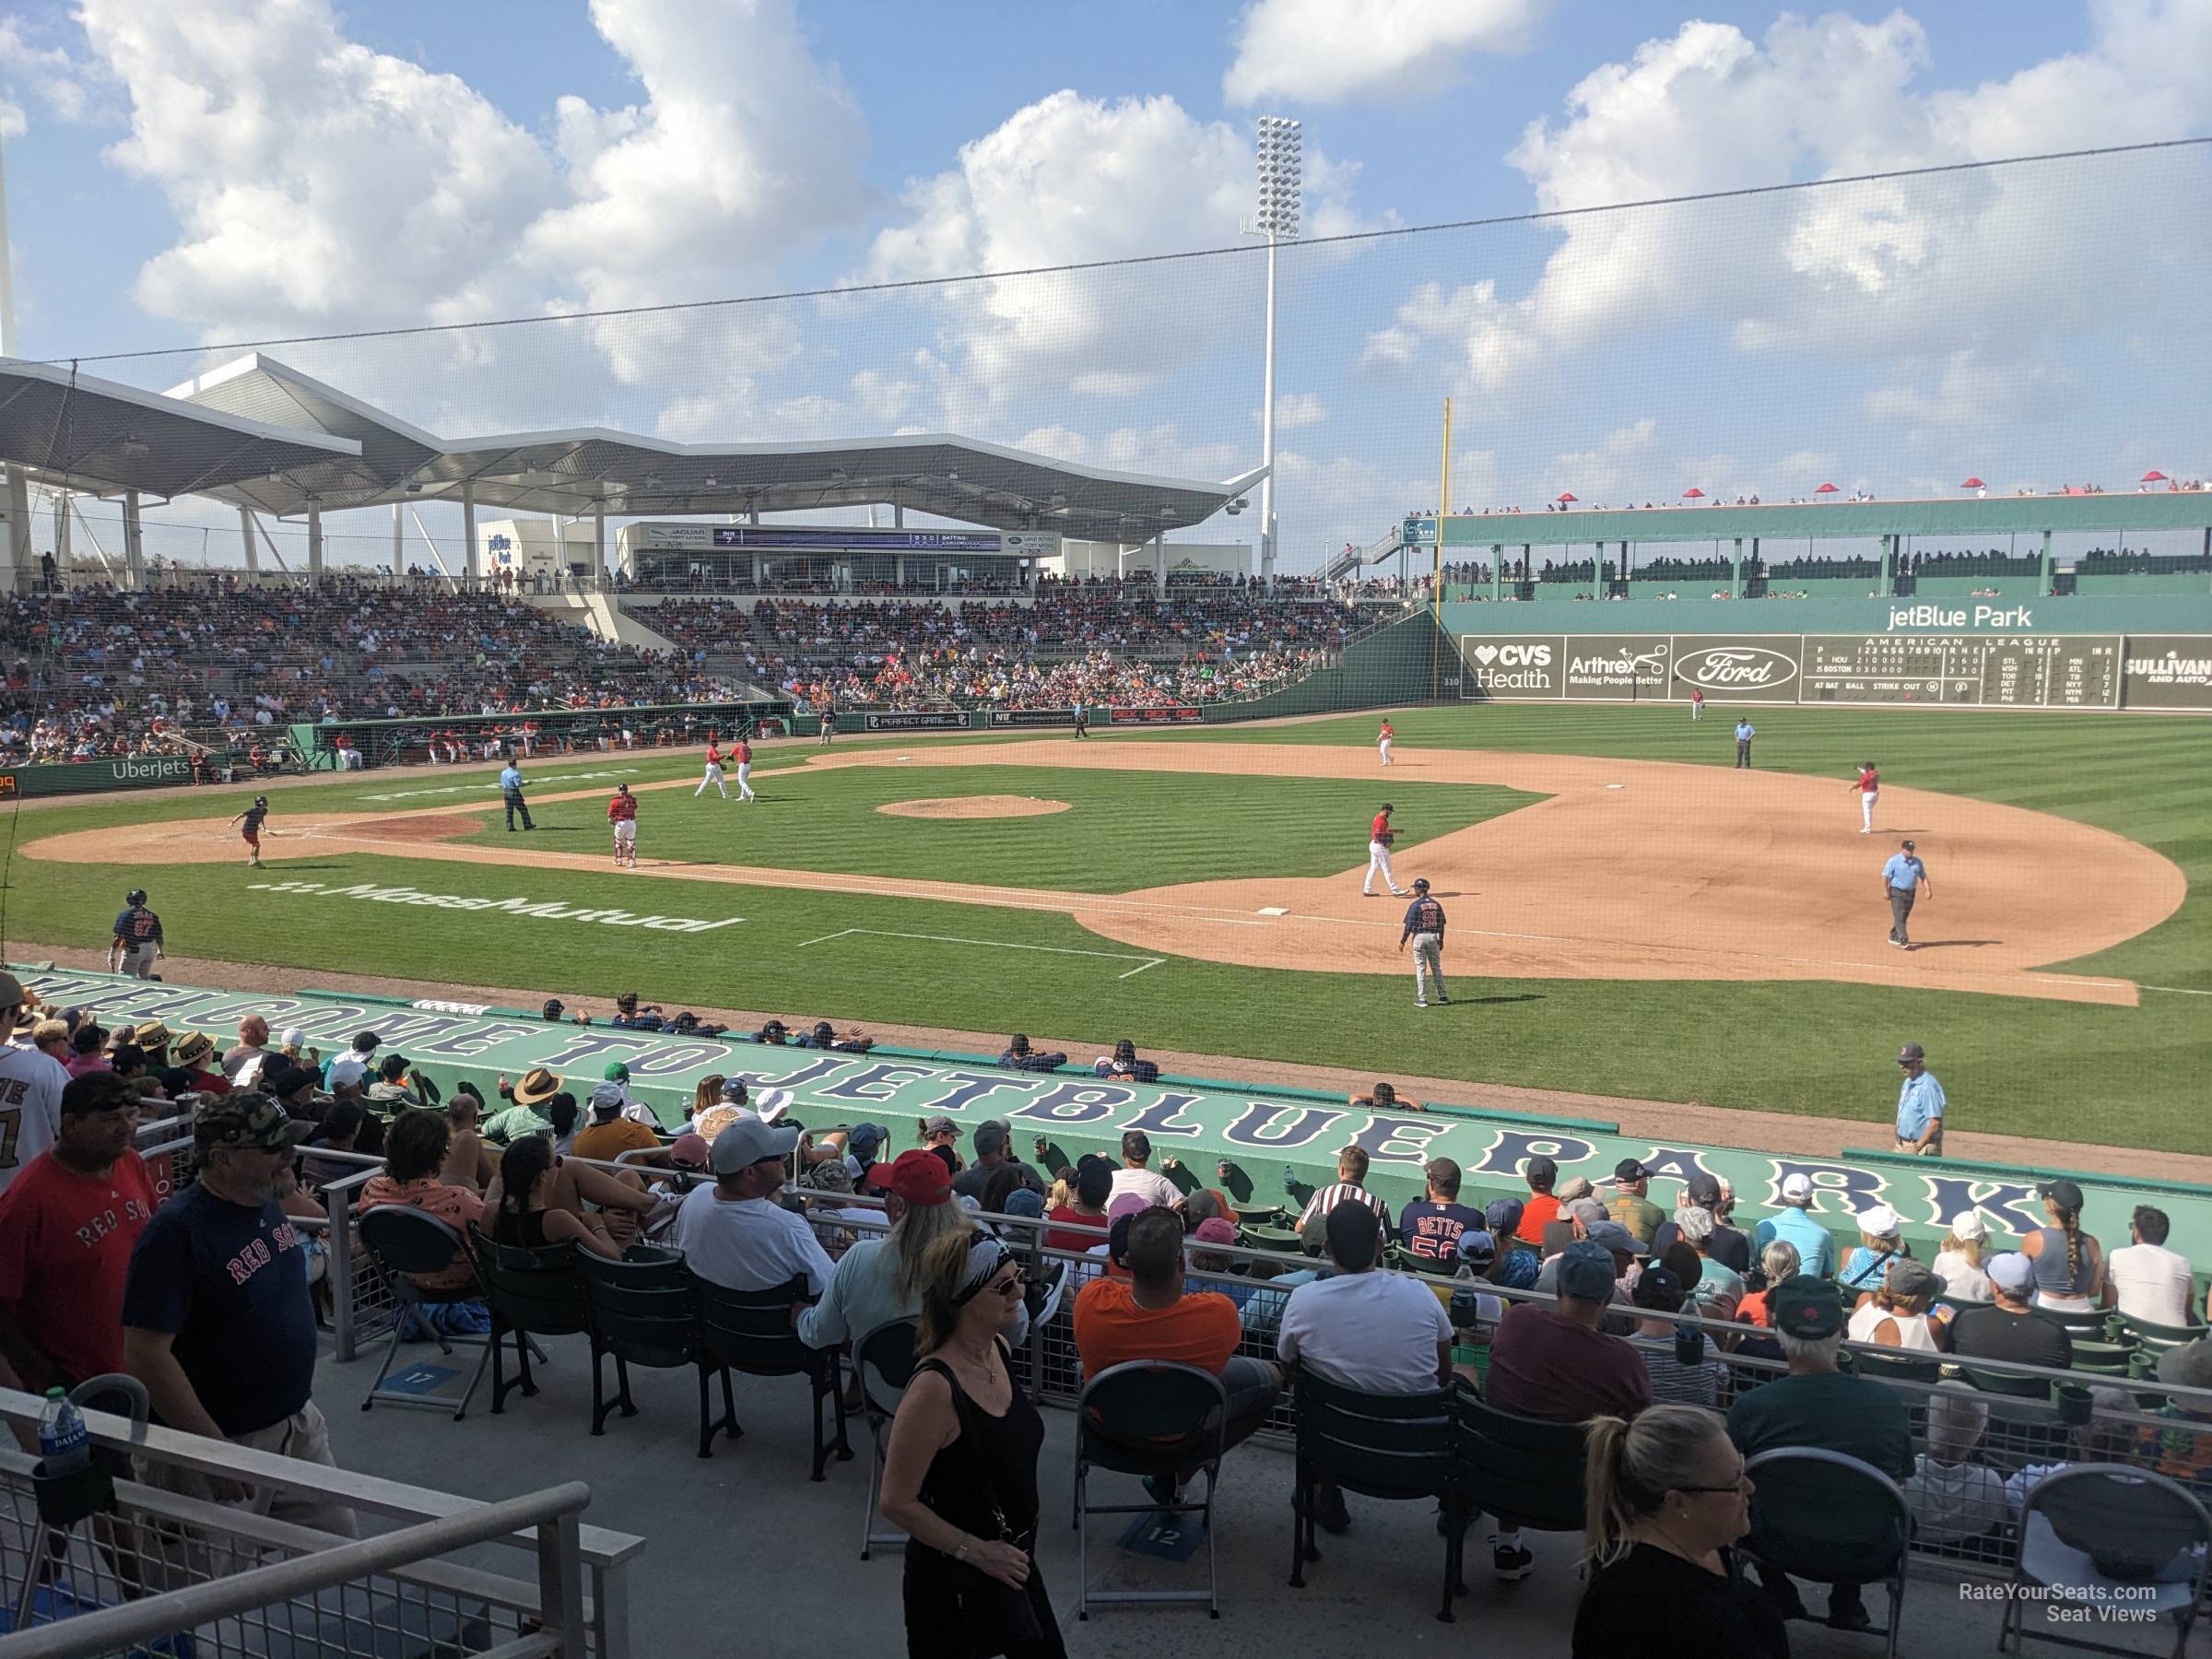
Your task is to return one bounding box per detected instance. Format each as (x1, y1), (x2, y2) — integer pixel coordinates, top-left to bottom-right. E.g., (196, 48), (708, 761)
(8, 707), (2206, 1153)
(449, 763), (1536, 891)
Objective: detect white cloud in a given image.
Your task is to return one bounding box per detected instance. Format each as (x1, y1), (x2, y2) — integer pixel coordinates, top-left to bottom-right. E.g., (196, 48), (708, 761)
(1365, 5), (2212, 423)
(0, 18), (92, 126)
(1547, 417), (1659, 502)
(1260, 392), (1328, 429)
(1223, 0), (1550, 106)
(861, 89), (1375, 418)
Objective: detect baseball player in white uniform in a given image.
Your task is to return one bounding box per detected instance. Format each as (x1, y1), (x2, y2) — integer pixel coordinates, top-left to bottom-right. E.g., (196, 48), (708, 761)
(695, 741), (728, 799)
(1852, 761), (1879, 833)
(735, 735), (756, 803)
(1377, 719), (1395, 766)
(1362, 804), (1407, 897)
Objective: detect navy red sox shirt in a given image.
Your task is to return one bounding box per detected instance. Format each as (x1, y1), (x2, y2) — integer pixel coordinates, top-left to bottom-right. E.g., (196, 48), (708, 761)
(113, 905), (163, 949)
(1400, 895), (1446, 943)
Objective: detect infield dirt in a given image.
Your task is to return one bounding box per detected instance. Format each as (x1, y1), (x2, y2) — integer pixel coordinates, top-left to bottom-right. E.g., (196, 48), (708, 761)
(25, 739), (2180, 1006)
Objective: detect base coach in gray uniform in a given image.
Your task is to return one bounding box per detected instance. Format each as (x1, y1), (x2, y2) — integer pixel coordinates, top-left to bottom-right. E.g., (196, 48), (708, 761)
(1399, 878), (1449, 1008)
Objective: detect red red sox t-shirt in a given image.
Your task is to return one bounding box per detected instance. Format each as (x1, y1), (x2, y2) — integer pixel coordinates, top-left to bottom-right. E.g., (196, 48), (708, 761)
(1371, 811), (1392, 843)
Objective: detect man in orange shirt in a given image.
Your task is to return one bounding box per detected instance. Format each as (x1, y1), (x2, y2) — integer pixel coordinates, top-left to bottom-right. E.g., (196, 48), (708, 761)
(1072, 1207), (1283, 1498)
(572, 1083), (668, 1167)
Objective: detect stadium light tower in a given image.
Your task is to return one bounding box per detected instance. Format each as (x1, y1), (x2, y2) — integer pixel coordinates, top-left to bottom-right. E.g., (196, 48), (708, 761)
(1249, 115), (1300, 586)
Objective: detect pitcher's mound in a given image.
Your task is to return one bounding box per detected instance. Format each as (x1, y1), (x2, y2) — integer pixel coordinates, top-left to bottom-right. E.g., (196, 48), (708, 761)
(877, 795), (1071, 821)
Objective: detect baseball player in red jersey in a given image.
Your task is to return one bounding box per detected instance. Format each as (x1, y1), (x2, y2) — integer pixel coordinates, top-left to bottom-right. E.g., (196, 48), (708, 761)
(1362, 803), (1407, 897)
(607, 783), (640, 865)
(1851, 760), (1879, 834)
(735, 735), (756, 802)
(1377, 719), (1395, 766)
(695, 740), (728, 799)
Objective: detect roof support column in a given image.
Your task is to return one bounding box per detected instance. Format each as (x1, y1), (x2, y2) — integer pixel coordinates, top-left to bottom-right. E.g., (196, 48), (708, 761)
(393, 503), (404, 578)
(1879, 534), (1894, 595)
(594, 508), (606, 592)
(892, 503), (903, 528)
(53, 488), (68, 587)
(462, 483), (478, 589)
(1490, 543), (1501, 602)
(2038, 528), (2053, 595)
(122, 488), (145, 591)
(1154, 532), (1165, 592)
(4, 467), (29, 594)
(239, 505), (260, 575)
(307, 502), (324, 586)
(1729, 536), (1742, 599)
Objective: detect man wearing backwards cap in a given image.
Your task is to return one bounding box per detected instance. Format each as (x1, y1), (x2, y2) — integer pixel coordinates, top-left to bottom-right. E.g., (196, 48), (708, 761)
(1606, 1159), (1665, 1248)
(122, 1092), (357, 1536)
(1725, 1277), (1912, 1630)
(669, 1116), (832, 1297)
(1486, 1241), (1653, 1580)
(1750, 1172), (1837, 1280)
(1947, 1251), (2074, 1371)
(0, 971), (67, 1202)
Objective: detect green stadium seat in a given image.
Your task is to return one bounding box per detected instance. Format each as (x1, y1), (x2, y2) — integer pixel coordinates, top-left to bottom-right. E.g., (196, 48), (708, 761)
(2065, 1339), (2138, 1377)
(2118, 1312), (2208, 1354)
(1241, 1225), (1305, 1254)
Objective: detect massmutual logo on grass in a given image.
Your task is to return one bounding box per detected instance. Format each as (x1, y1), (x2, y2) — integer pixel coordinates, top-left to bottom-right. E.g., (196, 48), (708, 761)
(247, 879), (742, 933)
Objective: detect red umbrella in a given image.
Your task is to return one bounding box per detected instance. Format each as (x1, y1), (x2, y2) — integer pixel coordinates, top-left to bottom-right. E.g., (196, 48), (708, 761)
(1557, 491), (1578, 502)
(1681, 487), (1705, 499)
(1959, 477), (1984, 488)
(2142, 470), (2168, 483)
(1815, 482), (1840, 495)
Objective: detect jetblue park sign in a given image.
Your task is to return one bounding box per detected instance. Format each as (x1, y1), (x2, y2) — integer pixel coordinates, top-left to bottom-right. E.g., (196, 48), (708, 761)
(30, 973), (2202, 1258)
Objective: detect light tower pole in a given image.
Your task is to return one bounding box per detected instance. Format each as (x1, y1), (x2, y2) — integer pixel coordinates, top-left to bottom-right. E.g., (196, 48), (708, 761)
(1250, 115), (1300, 587)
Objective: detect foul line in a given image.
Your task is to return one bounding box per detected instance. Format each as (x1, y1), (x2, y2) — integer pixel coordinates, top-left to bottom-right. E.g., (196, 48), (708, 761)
(799, 927), (1165, 980)
(2141, 984), (2212, 997)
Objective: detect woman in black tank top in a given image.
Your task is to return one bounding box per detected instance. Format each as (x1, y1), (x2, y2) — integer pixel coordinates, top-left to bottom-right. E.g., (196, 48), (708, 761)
(879, 1229), (1063, 1658)
(489, 1137), (623, 1258)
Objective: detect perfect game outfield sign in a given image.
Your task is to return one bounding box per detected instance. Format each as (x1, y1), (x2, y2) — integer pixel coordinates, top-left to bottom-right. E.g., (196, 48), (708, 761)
(1455, 631), (2197, 709)
(30, 971), (2212, 1262)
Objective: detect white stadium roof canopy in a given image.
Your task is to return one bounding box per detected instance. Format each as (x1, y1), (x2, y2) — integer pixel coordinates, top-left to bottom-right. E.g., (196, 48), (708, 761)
(1, 352), (1264, 541)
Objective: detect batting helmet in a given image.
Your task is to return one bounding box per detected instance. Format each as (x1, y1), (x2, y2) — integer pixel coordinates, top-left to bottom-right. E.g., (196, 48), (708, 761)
(125, 888), (147, 906)
(254, 794), (268, 806)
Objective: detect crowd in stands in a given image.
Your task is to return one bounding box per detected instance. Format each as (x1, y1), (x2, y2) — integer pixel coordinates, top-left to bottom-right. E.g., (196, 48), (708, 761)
(2, 984), (2210, 1652)
(634, 578), (1367, 712)
(0, 578), (740, 769)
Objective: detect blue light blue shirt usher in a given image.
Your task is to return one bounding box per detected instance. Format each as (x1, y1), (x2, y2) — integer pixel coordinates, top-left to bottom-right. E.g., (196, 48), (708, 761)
(499, 764), (523, 793)
(1896, 1070), (1946, 1140)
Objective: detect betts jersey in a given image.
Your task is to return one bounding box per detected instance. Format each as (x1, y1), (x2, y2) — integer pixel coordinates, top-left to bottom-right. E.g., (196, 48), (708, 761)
(607, 793), (638, 823)
(113, 905), (163, 947)
(0, 1044), (69, 1199)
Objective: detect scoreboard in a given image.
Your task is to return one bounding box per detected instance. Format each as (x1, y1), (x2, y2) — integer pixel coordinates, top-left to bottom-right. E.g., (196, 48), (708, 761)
(1800, 635), (2121, 708)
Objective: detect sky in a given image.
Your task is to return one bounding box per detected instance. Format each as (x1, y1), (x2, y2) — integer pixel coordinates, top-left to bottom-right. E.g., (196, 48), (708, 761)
(3, 0), (2209, 571)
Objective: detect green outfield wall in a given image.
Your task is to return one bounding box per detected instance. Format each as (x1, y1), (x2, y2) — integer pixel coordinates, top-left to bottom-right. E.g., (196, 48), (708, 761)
(30, 970), (2211, 1272)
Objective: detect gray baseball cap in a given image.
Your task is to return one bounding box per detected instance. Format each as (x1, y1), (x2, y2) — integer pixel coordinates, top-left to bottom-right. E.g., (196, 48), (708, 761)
(710, 1117), (798, 1174)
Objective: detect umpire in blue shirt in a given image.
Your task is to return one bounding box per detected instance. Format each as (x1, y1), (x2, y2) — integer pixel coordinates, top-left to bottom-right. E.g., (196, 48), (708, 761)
(1894, 1042), (1945, 1155)
(1880, 838), (1930, 948)
(499, 760), (535, 831)
(1399, 878), (1449, 1007)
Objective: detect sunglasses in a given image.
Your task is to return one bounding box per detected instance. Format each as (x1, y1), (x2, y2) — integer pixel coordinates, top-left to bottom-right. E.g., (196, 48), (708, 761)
(990, 1270), (1030, 1297)
(1677, 1465), (1750, 1497)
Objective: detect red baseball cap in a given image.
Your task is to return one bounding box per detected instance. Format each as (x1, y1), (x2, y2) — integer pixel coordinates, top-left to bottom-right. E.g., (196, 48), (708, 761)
(880, 1148), (952, 1207)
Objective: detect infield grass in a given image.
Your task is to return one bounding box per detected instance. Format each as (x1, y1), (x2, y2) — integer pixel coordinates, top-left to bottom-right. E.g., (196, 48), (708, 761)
(6, 706), (2206, 1154)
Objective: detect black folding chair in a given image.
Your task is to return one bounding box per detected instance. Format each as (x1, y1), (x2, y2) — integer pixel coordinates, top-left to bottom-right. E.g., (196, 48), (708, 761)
(691, 1272), (853, 1476)
(1452, 1386), (1587, 1594)
(468, 1228), (590, 1415)
(2002, 1464), (2212, 1658)
(356, 1206), (492, 1421)
(1287, 1367), (1461, 1622)
(854, 1319), (918, 1559)
(581, 1248), (698, 1436)
(1073, 1360), (1229, 1620)
(1743, 1446), (1914, 1659)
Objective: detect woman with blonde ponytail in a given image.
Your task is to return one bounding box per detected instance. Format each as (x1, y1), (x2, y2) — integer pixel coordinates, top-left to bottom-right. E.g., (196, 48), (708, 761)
(1573, 1405), (1786, 1658)
(2019, 1178), (2104, 1313)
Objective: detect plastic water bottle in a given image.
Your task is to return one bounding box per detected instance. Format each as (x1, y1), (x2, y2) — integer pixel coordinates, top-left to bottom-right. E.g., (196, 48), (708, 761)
(1450, 1264), (1484, 1328)
(37, 1387), (88, 1477)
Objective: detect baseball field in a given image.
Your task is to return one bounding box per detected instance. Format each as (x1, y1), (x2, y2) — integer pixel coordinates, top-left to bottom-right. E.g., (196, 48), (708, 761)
(7, 702), (2206, 1156)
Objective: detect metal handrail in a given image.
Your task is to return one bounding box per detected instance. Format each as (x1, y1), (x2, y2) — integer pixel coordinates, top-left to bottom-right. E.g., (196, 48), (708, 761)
(0, 1481), (594, 1659)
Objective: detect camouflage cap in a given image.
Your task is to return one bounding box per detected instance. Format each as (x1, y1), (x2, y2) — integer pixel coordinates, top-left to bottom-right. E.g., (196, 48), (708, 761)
(194, 1090), (313, 1152)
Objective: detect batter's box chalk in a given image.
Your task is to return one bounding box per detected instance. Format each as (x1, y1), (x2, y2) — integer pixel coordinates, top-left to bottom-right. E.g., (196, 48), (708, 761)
(1256, 906), (1290, 915)
(1606, 783), (1626, 789)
